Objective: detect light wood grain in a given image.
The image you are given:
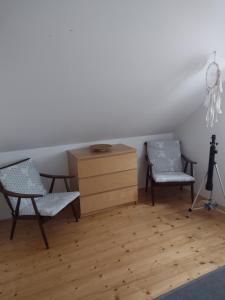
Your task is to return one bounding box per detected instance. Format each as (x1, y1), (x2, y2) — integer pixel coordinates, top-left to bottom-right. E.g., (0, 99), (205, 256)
(1, 188), (225, 300)
(80, 186), (138, 214)
(79, 169), (137, 196)
(68, 144), (136, 161)
(77, 152), (137, 178)
(67, 144), (138, 215)
(67, 151), (79, 191)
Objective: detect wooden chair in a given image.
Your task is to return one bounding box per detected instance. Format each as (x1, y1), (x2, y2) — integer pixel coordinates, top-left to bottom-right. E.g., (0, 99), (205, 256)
(144, 140), (196, 206)
(0, 158), (80, 249)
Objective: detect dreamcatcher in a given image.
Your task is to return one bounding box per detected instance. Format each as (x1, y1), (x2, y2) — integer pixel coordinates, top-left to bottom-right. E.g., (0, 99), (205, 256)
(204, 51), (223, 127)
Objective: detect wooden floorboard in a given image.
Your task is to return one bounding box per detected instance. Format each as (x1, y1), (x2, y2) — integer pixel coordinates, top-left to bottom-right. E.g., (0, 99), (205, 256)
(1, 188), (225, 300)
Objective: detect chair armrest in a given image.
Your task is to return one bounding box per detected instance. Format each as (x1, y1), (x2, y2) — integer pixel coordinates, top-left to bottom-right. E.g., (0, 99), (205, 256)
(0, 188), (43, 199)
(181, 154), (196, 176)
(146, 158), (153, 167)
(181, 154), (197, 165)
(40, 173), (75, 179)
(145, 155), (153, 179)
(144, 142), (153, 166)
(145, 157), (153, 170)
(40, 173), (75, 193)
(1, 189), (43, 218)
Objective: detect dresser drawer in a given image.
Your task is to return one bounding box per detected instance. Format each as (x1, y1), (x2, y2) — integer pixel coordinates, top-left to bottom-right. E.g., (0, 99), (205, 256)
(67, 144), (138, 215)
(80, 186), (138, 214)
(79, 169), (137, 196)
(77, 153), (136, 178)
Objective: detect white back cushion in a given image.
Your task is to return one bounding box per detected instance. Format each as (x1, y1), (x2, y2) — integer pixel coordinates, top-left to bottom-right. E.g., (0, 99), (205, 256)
(147, 140), (182, 174)
(0, 159), (47, 209)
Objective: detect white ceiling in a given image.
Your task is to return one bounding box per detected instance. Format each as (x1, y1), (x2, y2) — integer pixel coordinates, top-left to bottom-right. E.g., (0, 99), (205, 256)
(0, 0), (225, 151)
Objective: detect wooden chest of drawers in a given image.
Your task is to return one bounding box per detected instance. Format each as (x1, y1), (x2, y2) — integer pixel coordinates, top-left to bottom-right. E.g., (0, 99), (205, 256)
(67, 144), (138, 215)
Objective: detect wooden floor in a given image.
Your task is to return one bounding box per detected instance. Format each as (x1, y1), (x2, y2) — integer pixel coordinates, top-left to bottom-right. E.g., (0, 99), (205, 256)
(1, 188), (225, 300)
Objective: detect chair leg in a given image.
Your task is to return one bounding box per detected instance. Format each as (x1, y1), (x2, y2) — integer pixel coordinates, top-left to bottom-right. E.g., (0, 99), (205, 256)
(37, 218), (49, 249)
(10, 216), (17, 240)
(145, 166), (149, 192)
(31, 197), (49, 249)
(10, 198), (21, 240)
(77, 198), (81, 219)
(71, 201), (78, 222)
(191, 183), (194, 204)
(151, 183), (155, 206)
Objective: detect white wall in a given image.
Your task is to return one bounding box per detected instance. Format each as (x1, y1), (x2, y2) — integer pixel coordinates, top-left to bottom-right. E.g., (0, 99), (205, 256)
(1, 0), (225, 152)
(0, 133), (173, 220)
(175, 92), (225, 206)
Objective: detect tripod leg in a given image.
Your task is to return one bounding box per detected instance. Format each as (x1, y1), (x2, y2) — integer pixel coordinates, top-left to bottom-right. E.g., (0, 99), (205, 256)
(190, 172), (208, 210)
(215, 164), (225, 199)
(215, 207), (225, 214)
(186, 172), (207, 217)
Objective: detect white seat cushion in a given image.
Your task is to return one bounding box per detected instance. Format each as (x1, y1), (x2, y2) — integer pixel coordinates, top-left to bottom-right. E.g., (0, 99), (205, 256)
(19, 192), (80, 217)
(153, 172), (195, 183)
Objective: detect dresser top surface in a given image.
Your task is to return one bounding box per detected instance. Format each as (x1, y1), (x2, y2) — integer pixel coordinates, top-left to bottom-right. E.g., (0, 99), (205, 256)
(67, 144), (136, 160)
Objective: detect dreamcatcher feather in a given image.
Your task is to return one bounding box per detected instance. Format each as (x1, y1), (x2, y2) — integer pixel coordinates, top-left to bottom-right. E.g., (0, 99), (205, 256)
(204, 52), (223, 127)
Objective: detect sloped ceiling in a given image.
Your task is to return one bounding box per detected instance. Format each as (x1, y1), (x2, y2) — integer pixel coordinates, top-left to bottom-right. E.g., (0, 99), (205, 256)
(0, 0), (225, 152)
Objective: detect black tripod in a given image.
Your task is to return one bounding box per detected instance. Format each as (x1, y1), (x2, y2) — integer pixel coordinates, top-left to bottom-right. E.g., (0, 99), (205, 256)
(187, 135), (225, 216)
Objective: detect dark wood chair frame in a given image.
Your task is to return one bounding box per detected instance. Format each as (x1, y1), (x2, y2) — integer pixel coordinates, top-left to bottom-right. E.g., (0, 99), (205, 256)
(144, 142), (197, 206)
(0, 158), (80, 249)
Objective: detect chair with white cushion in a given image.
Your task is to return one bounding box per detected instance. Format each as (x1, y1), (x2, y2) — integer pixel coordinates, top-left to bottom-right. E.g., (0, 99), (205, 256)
(144, 140), (196, 206)
(0, 158), (80, 249)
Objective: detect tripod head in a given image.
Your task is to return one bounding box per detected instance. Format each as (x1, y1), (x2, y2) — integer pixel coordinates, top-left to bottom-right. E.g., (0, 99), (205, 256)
(205, 134), (218, 191)
(210, 134), (218, 148)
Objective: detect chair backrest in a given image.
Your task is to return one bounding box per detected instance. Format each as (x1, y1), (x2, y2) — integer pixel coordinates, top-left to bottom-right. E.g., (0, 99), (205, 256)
(147, 140), (182, 174)
(0, 158), (47, 211)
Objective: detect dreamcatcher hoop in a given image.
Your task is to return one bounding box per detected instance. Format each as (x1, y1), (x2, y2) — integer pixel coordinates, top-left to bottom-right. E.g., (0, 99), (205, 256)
(205, 61), (220, 90)
(204, 51), (223, 127)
